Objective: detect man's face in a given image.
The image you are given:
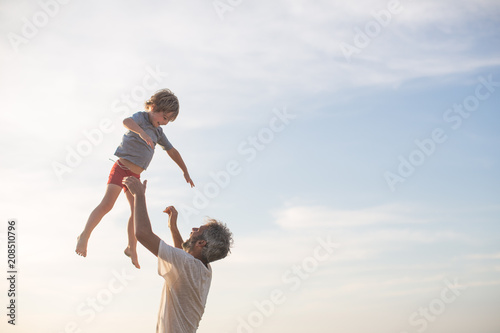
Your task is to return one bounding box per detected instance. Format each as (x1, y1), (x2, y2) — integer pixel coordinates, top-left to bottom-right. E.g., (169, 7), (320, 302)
(182, 225), (208, 252)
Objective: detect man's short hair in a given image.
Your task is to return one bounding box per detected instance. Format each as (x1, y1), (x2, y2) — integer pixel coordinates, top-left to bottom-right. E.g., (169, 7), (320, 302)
(200, 218), (233, 263)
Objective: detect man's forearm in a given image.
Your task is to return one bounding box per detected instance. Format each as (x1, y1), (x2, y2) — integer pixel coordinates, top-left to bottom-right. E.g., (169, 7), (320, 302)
(134, 194), (153, 240)
(123, 177), (161, 257)
(133, 193), (161, 256)
(169, 223), (184, 249)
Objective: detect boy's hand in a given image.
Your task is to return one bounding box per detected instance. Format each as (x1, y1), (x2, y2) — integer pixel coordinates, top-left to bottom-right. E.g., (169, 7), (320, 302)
(123, 177), (147, 196)
(140, 133), (154, 149)
(123, 117), (154, 149)
(163, 206), (178, 229)
(184, 173), (195, 187)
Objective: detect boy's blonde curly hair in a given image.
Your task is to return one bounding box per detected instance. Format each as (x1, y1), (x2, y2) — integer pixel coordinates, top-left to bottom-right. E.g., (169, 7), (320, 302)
(145, 89), (179, 121)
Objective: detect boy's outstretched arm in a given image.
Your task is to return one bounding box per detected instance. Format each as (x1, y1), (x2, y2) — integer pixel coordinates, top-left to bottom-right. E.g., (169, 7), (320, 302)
(163, 206), (183, 249)
(123, 117), (154, 148)
(167, 148), (195, 187)
(123, 177), (161, 257)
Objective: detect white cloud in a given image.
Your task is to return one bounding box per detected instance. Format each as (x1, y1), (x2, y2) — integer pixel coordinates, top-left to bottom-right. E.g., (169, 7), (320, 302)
(226, 202), (472, 273)
(465, 253), (500, 260)
(272, 203), (428, 229)
(332, 273), (447, 296)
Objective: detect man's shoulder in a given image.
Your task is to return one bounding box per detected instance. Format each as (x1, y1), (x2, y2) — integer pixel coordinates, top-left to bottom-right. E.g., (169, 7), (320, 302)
(159, 240), (190, 260)
(159, 241), (209, 271)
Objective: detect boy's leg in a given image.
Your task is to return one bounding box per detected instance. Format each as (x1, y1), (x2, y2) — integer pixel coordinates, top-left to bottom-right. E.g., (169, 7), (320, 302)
(76, 184), (122, 257)
(124, 189), (140, 269)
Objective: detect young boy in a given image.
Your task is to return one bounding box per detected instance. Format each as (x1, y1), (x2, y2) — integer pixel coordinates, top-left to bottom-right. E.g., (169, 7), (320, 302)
(75, 89), (194, 269)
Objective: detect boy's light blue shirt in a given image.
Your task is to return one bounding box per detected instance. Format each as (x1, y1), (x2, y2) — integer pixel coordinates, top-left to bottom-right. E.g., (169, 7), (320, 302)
(114, 111), (173, 170)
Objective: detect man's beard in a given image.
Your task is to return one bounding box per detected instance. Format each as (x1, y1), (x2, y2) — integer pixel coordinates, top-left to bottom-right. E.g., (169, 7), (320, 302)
(182, 237), (197, 252)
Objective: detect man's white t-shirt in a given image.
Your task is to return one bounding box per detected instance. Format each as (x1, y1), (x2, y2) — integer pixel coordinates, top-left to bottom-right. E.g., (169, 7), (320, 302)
(157, 240), (212, 333)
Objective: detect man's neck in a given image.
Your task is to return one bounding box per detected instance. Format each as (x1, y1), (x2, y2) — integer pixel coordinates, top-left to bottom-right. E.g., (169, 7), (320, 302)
(188, 250), (208, 268)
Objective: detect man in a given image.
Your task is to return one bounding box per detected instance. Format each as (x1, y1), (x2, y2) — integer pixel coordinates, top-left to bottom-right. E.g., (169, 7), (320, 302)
(123, 177), (233, 332)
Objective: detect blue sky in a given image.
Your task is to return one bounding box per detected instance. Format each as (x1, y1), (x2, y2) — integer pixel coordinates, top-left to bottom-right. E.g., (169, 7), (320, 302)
(1, 0), (499, 332)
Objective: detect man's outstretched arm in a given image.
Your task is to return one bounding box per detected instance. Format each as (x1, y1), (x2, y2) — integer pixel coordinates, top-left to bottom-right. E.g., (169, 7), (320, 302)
(164, 206), (183, 249)
(123, 177), (161, 257)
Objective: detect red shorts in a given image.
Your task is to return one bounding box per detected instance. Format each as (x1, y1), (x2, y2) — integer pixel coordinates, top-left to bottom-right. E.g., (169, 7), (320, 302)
(107, 160), (141, 192)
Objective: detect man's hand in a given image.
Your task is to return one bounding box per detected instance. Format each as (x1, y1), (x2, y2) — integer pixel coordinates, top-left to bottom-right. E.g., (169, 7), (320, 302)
(184, 172), (195, 188)
(164, 206), (183, 249)
(163, 206), (178, 229)
(123, 177), (147, 197)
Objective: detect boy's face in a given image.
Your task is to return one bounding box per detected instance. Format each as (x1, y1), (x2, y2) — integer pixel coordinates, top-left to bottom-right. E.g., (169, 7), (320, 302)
(151, 111), (175, 127)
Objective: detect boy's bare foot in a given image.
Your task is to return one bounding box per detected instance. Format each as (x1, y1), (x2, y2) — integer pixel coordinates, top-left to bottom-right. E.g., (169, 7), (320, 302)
(76, 235), (88, 257)
(124, 246), (141, 269)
